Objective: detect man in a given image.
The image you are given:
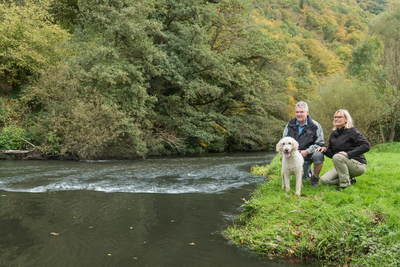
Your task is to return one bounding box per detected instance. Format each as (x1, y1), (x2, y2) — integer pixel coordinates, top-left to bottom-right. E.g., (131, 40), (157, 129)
(282, 101), (325, 187)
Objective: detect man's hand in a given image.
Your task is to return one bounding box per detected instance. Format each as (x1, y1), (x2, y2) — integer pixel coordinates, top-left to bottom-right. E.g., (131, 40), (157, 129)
(299, 150), (309, 158)
(315, 147), (327, 153)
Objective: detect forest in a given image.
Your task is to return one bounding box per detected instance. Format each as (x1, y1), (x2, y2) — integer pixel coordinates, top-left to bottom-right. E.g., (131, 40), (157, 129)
(1, 0), (400, 159)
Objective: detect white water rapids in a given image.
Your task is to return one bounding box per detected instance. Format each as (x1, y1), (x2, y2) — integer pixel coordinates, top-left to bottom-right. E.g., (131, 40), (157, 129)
(0, 152), (275, 193)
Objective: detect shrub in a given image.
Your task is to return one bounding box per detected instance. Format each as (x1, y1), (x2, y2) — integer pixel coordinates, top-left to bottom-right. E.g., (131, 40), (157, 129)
(310, 74), (387, 145)
(0, 97), (30, 127)
(31, 92), (147, 159)
(0, 123), (30, 150)
(27, 63), (156, 159)
(0, 0), (70, 87)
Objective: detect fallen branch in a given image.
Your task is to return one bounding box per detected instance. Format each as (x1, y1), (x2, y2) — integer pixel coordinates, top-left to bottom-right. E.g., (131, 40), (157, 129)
(0, 150), (33, 154)
(0, 138), (38, 155)
(20, 137), (40, 150)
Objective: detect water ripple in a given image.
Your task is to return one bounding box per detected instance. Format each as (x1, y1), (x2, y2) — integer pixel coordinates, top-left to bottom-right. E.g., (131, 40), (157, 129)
(0, 152), (275, 193)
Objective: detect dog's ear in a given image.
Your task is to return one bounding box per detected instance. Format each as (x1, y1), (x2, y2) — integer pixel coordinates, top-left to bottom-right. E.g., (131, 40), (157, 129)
(293, 139), (299, 151)
(276, 141), (283, 153)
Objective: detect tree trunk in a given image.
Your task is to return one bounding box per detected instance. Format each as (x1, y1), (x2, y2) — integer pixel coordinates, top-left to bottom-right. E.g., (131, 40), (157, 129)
(388, 104), (399, 141)
(380, 123), (386, 143)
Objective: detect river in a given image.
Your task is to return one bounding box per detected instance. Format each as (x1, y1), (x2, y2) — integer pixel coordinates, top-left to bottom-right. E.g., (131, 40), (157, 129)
(0, 152), (317, 267)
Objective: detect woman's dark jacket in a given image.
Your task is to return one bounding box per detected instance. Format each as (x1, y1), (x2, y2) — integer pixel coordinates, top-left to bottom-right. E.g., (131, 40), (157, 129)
(325, 127), (370, 164)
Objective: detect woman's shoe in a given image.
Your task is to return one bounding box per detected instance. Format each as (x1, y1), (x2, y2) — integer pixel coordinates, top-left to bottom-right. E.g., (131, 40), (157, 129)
(350, 177), (357, 185)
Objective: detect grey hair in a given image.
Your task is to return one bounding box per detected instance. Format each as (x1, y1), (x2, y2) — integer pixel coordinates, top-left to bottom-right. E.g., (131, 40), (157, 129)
(295, 101), (309, 112)
(332, 109), (354, 130)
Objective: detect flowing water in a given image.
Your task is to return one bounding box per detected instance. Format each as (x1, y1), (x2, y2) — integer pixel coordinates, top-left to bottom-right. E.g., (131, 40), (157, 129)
(0, 152), (317, 267)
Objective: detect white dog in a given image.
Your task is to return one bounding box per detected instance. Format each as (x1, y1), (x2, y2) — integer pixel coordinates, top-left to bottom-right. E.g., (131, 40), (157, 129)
(276, 137), (304, 196)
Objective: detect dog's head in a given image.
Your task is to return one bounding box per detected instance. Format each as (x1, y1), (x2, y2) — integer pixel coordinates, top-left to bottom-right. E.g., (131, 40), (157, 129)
(276, 137), (299, 158)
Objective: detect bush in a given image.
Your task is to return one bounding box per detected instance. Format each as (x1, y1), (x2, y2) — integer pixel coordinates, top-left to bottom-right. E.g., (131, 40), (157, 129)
(0, 123), (30, 150)
(27, 63), (156, 159)
(310, 74), (387, 145)
(31, 92), (146, 159)
(0, 97), (29, 127)
(0, 0), (70, 87)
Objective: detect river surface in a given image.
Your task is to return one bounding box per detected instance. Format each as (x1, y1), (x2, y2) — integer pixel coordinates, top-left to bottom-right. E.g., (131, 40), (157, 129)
(0, 152), (317, 267)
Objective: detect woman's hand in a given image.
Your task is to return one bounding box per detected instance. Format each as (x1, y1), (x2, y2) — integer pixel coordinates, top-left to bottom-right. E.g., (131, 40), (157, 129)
(315, 147), (327, 153)
(338, 151), (348, 158)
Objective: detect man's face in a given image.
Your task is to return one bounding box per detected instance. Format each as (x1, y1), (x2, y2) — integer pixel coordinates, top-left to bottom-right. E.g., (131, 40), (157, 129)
(295, 107), (309, 125)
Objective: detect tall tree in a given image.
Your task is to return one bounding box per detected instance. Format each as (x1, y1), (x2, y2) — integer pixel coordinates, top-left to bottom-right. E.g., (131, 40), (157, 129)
(311, 74), (387, 143)
(369, 9), (400, 141)
(288, 58), (315, 101)
(148, 0), (289, 152)
(0, 0), (70, 90)
(348, 9), (400, 141)
(29, 0), (290, 158)
(28, 0), (164, 158)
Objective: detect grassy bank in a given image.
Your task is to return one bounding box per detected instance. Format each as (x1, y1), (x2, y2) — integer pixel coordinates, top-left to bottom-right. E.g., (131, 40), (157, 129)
(225, 143), (400, 266)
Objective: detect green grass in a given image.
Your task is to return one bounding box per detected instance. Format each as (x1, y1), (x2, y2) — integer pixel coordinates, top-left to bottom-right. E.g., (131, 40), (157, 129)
(225, 142), (400, 266)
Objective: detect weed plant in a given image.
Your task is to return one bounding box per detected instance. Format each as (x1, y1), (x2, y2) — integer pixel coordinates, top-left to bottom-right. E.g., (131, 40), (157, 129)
(225, 143), (400, 266)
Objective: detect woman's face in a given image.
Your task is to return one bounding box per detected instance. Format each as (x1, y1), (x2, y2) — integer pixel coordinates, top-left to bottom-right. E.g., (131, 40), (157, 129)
(334, 112), (347, 128)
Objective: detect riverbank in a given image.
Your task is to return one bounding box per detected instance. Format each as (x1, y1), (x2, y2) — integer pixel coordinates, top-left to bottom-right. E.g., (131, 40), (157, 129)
(0, 150), (80, 160)
(0, 149), (145, 161)
(225, 142), (400, 266)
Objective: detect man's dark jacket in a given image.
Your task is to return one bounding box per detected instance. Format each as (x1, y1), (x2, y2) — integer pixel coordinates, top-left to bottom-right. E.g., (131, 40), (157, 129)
(285, 115), (325, 152)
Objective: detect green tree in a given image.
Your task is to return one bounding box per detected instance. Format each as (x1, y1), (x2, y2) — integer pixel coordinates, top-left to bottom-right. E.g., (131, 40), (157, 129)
(347, 37), (384, 79)
(311, 74), (387, 144)
(348, 9), (400, 141)
(369, 9), (400, 141)
(28, 0), (290, 157)
(148, 0), (289, 152)
(49, 0), (79, 33)
(289, 58), (315, 101)
(296, 38), (343, 75)
(28, 62), (142, 158)
(0, 0), (70, 90)
(27, 0), (163, 158)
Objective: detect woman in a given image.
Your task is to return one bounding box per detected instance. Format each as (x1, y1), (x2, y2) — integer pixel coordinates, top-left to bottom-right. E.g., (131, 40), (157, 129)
(315, 109), (370, 191)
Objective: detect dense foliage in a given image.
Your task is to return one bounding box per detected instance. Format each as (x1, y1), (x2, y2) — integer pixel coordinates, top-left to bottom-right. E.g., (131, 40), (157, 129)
(1, 0), (400, 158)
(348, 8), (400, 142)
(0, 0), (70, 88)
(310, 74), (387, 143)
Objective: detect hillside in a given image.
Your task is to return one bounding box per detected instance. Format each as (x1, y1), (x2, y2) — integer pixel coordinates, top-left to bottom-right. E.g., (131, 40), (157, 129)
(0, 0), (399, 159)
(250, 0), (397, 102)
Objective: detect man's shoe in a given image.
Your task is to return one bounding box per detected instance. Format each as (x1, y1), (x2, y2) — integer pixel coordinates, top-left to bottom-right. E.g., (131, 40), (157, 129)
(350, 177), (357, 185)
(311, 175), (319, 187)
